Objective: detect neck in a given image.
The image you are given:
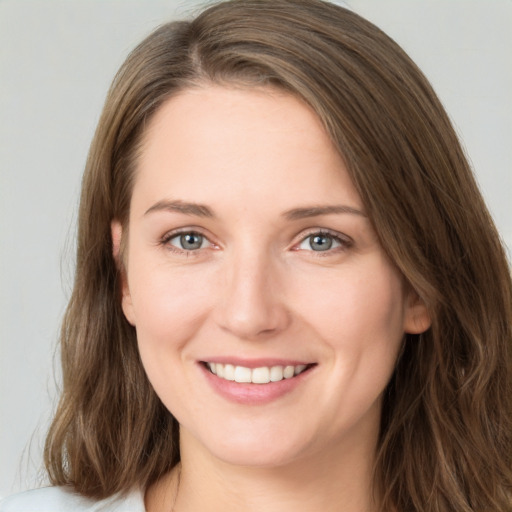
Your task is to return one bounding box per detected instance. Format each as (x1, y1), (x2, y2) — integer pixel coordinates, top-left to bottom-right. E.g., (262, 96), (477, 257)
(146, 427), (379, 512)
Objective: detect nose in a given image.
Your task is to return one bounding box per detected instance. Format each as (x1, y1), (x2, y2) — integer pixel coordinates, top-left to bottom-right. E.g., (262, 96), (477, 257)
(215, 249), (291, 340)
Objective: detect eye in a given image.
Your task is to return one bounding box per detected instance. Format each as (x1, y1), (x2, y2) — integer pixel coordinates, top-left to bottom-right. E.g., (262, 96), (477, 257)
(166, 231), (209, 251)
(297, 231), (345, 252)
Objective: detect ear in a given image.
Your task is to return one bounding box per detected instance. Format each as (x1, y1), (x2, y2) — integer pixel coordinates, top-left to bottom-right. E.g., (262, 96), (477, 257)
(403, 289), (431, 334)
(111, 221), (136, 326)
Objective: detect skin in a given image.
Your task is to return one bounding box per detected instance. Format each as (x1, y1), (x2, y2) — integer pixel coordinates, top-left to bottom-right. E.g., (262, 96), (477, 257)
(113, 85), (430, 512)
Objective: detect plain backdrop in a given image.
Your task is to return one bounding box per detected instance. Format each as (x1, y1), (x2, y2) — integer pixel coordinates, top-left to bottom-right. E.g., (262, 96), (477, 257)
(1, 0), (511, 499)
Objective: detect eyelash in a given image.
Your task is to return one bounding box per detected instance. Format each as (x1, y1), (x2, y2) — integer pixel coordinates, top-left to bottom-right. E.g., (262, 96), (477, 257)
(159, 228), (352, 256)
(295, 229), (352, 255)
(160, 229), (212, 256)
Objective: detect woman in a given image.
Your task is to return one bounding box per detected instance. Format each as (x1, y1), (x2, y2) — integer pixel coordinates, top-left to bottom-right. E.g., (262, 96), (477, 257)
(2, 0), (511, 511)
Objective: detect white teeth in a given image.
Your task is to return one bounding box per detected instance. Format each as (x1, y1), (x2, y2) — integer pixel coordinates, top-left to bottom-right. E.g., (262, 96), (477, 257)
(207, 362), (309, 384)
(294, 364), (307, 375)
(223, 364), (235, 381)
(269, 366), (283, 382)
(234, 366), (252, 383)
(252, 367), (270, 384)
(283, 365), (295, 379)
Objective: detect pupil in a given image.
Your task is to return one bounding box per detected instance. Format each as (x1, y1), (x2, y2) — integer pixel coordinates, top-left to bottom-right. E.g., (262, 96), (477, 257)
(310, 234), (332, 251)
(181, 233), (202, 250)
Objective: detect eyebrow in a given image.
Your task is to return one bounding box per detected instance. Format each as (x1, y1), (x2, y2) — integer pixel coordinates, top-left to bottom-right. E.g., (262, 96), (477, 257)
(283, 205), (367, 220)
(144, 199), (214, 218)
(144, 200), (366, 220)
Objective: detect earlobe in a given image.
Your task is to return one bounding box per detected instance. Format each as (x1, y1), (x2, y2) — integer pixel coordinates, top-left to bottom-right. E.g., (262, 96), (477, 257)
(403, 291), (431, 334)
(111, 221), (136, 326)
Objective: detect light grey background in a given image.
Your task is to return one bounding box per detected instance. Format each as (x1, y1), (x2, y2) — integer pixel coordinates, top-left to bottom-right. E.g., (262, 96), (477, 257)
(1, 0), (510, 499)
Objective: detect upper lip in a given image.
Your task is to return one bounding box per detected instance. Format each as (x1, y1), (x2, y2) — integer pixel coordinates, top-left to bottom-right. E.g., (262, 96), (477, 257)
(199, 357), (315, 369)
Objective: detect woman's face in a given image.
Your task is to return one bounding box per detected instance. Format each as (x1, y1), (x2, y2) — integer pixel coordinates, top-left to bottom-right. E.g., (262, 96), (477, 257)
(116, 86), (429, 468)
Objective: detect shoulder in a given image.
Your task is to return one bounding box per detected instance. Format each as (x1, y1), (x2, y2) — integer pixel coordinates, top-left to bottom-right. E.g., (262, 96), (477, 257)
(0, 486), (145, 512)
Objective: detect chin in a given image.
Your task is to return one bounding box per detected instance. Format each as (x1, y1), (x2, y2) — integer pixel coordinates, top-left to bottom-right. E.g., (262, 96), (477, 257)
(212, 443), (303, 468)
(189, 422), (316, 469)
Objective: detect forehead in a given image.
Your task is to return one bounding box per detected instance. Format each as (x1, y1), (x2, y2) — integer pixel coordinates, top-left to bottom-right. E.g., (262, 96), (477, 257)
(131, 85), (362, 215)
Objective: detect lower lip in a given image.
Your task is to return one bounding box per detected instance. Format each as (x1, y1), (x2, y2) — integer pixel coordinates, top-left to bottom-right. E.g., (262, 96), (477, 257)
(200, 363), (314, 405)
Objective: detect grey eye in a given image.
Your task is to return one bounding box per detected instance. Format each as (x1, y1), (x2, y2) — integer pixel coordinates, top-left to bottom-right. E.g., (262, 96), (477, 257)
(309, 234), (333, 251)
(170, 232), (205, 250)
(298, 233), (341, 252)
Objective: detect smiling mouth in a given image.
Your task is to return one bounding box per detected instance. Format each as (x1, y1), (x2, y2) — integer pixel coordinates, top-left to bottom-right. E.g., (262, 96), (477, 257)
(203, 362), (314, 384)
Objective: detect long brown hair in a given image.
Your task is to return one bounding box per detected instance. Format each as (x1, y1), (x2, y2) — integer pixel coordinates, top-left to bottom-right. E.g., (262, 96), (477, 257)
(44, 1), (512, 510)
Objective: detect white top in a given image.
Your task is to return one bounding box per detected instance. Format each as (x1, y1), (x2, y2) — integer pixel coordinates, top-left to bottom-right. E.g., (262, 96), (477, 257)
(0, 486), (145, 511)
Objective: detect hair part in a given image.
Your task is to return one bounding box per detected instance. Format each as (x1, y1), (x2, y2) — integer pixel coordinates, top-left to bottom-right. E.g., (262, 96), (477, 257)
(44, 1), (512, 510)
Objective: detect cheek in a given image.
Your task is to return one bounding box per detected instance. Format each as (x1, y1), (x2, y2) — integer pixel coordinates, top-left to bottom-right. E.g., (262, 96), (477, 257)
(297, 262), (405, 342)
(128, 253), (214, 325)
(294, 260), (406, 399)
(292, 263), (406, 437)
(126, 258), (218, 370)
(126, 261), (219, 414)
